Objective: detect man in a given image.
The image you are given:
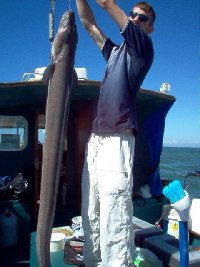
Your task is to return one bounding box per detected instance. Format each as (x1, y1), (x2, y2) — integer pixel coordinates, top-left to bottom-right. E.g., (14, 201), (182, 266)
(75, 1), (155, 266)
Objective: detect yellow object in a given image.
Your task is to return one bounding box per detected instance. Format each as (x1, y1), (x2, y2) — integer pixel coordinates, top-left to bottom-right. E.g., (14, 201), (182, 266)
(162, 205), (179, 239)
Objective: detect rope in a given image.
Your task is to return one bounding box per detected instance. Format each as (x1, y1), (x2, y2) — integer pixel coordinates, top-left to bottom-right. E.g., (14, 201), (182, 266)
(49, 0), (56, 60)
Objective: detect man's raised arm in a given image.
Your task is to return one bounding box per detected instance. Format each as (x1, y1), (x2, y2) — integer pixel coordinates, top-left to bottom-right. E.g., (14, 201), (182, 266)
(76, 0), (107, 49)
(96, 0), (128, 30)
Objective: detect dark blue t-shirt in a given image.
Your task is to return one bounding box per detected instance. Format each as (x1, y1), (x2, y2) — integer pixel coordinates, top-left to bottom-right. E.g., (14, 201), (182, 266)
(92, 19), (154, 134)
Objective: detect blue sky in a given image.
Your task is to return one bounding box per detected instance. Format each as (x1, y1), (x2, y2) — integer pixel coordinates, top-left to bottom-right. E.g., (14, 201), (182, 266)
(0, 1), (199, 148)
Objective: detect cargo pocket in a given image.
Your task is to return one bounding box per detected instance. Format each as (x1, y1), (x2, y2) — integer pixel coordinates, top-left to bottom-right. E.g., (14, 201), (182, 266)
(99, 170), (130, 196)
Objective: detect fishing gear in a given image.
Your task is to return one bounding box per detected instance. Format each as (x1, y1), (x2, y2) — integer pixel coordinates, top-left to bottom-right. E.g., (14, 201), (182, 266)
(163, 180), (191, 267)
(49, 0), (55, 43)
(184, 170), (200, 191)
(49, 0), (56, 61)
(68, 0), (71, 10)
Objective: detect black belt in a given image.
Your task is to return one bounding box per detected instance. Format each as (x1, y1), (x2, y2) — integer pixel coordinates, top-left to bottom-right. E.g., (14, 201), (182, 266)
(122, 129), (136, 134)
(93, 129), (137, 136)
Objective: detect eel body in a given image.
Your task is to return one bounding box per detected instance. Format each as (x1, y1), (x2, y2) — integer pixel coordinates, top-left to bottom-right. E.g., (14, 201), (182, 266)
(36, 10), (78, 267)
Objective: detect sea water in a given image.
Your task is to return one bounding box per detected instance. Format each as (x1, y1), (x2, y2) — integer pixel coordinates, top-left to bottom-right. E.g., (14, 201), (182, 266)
(160, 147), (200, 198)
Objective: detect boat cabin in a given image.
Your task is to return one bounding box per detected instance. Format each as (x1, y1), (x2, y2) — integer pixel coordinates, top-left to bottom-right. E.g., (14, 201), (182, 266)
(0, 79), (175, 237)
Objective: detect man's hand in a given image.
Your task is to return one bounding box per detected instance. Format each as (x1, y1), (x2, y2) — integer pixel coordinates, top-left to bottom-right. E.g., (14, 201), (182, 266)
(96, 0), (128, 30)
(96, 0), (115, 8)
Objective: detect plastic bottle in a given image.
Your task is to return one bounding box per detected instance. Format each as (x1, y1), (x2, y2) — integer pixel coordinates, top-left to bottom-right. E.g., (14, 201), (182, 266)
(0, 209), (18, 247)
(133, 247), (160, 267)
(162, 205), (179, 239)
(133, 247), (145, 266)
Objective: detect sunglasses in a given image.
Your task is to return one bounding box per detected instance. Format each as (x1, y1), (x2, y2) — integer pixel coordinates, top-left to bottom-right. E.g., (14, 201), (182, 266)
(129, 11), (149, 22)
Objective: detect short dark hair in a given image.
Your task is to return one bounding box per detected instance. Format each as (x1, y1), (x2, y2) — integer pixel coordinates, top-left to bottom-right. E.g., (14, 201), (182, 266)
(134, 1), (156, 24)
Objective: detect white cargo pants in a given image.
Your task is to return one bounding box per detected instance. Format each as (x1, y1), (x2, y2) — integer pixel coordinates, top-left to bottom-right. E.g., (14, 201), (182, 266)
(81, 133), (135, 267)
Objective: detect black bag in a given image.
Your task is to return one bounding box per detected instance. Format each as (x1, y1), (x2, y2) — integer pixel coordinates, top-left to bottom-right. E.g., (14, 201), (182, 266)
(0, 173), (28, 200)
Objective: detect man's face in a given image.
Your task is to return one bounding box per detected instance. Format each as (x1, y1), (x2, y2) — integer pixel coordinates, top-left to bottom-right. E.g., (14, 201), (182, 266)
(130, 7), (154, 34)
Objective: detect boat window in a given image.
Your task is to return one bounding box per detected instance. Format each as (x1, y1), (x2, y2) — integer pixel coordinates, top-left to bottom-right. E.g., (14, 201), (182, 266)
(37, 114), (67, 150)
(38, 114), (45, 145)
(0, 116), (28, 151)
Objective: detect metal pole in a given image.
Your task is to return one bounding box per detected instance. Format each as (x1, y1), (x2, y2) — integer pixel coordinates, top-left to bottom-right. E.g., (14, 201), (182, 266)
(179, 221), (189, 267)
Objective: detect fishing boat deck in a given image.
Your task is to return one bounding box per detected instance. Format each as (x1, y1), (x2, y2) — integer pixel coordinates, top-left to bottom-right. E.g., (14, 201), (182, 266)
(2, 213), (200, 267)
(0, 80), (177, 266)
